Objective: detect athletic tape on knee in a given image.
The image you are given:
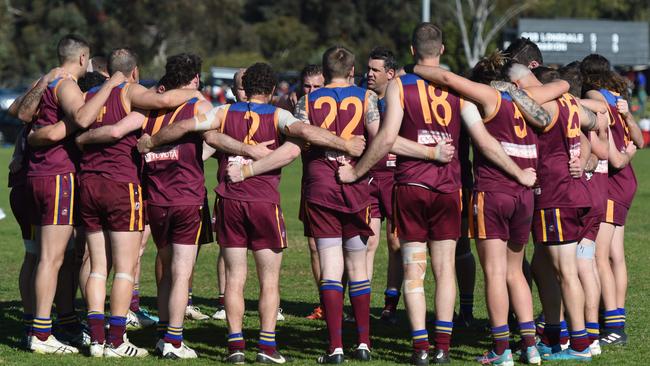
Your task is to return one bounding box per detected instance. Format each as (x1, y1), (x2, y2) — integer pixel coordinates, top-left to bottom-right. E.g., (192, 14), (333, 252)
(23, 240), (39, 254)
(343, 235), (367, 252)
(403, 279), (425, 294)
(89, 272), (107, 280)
(577, 241), (596, 260)
(114, 272), (135, 283)
(402, 246), (427, 265)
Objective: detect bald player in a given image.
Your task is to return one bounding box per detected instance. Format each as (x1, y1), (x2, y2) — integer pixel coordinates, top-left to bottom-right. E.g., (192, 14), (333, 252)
(338, 23), (536, 365)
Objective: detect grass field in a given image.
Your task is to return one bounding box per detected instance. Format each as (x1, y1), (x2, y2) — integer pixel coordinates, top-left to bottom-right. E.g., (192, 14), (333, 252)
(0, 147), (649, 365)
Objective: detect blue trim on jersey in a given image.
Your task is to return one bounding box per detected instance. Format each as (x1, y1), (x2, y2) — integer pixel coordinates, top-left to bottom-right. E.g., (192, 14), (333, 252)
(309, 85), (366, 102)
(117, 82), (127, 89)
(501, 91), (513, 102)
(88, 84), (103, 94)
(399, 73), (423, 86)
(229, 101), (277, 115)
(48, 78), (63, 90)
(599, 89), (620, 106)
(187, 97), (199, 104)
(378, 97), (386, 114)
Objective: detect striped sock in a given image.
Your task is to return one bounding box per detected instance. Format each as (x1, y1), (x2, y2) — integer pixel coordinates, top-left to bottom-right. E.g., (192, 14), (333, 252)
(107, 316), (127, 347)
(57, 312), (80, 332)
(23, 313), (33, 337)
(434, 320), (453, 352)
(586, 322), (600, 342)
(569, 329), (589, 352)
(559, 320), (569, 345)
(187, 288), (193, 306)
(32, 317), (52, 341)
(541, 323), (560, 346)
(349, 279), (371, 346)
(459, 293), (474, 316)
(535, 314), (545, 337)
(519, 321), (536, 347)
(87, 311), (105, 344)
(130, 284), (140, 312)
(164, 325), (183, 348)
(617, 308), (626, 328)
(383, 289), (400, 312)
(228, 332), (245, 352)
(491, 325), (510, 355)
(320, 279), (344, 352)
(603, 309), (624, 329)
(157, 321), (169, 339)
(259, 330), (276, 355)
(412, 329), (429, 352)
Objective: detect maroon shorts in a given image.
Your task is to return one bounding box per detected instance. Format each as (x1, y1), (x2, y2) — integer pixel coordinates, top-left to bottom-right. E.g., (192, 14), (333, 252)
(79, 175), (144, 232)
(393, 185), (462, 242)
(27, 173), (77, 226)
(605, 199), (629, 227)
(215, 197), (287, 251)
(532, 207), (590, 245)
(148, 204), (206, 248)
(469, 189), (533, 245)
(369, 174), (394, 221)
(10, 185), (34, 240)
(304, 202), (373, 239)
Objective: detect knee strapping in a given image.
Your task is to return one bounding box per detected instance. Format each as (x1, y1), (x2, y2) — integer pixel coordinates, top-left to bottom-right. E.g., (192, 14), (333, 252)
(89, 272), (107, 280)
(403, 279), (425, 294)
(577, 240), (596, 260)
(402, 246), (427, 266)
(114, 272), (134, 283)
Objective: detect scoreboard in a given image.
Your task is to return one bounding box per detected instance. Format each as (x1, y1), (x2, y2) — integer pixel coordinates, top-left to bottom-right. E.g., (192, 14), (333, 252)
(516, 18), (649, 66)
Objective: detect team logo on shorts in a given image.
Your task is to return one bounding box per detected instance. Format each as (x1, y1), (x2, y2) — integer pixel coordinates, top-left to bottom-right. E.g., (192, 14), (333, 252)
(135, 202), (141, 210)
(61, 208), (68, 216)
(548, 224), (555, 233)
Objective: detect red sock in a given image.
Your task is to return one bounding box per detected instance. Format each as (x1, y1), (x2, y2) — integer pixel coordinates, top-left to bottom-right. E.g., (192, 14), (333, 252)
(349, 280), (371, 346)
(87, 312), (105, 344)
(434, 321), (453, 352)
(107, 316), (126, 347)
(320, 280), (344, 352)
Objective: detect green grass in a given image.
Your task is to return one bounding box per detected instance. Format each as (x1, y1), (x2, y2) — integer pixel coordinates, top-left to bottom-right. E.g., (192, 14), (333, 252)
(1, 147), (649, 365)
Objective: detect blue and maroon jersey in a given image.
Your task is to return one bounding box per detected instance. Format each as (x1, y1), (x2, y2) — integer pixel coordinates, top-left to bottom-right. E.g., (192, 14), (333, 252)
(142, 97), (204, 206)
(80, 83), (140, 183)
(28, 77), (79, 176)
(394, 73), (464, 192)
(216, 102), (283, 204)
(474, 91), (538, 194)
(534, 93), (590, 209)
(303, 84), (371, 213)
(369, 97), (396, 177)
(600, 89), (637, 208)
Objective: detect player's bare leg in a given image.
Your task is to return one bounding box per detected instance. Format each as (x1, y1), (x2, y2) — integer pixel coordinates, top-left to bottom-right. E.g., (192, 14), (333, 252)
(185, 267), (209, 320)
(382, 224), (402, 324)
(306, 236), (323, 320)
(212, 249), (228, 319)
(611, 227), (627, 312)
(85, 230), (110, 354)
(595, 223), (625, 345)
(366, 218), (381, 281)
(31, 224), (78, 353)
(401, 241), (431, 364)
(254, 248), (285, 362)
(429, 239), (456, 361)
(576, 236), (601, 354)
(316, 241), (345, 362)
(78, 241), (90, 301)
(532, 244), (565, 352)
(477, 239), (510, 356)
(222, 247), (248, 361)
(343, 237), (371, 361)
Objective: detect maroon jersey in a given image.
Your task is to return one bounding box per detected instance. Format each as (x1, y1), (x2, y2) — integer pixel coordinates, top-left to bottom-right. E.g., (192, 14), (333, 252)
(303, 84), (371, 213)
(369, 97), (396, 177)
(474, 91), (538, 194)
(8, 125), (30, 188)
(216, 102), (283, 204)
(600, 89), (637, 208)
(80, 83), (140, 183)
(142, 97), (204, 206)
(394, 73), (463, 192)
(534, 93), (590, 209)
(28, 78), (78, 176)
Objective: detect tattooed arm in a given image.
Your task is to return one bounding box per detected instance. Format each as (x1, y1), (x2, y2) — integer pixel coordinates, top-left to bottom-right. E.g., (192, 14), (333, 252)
(492, 81), (551, 129)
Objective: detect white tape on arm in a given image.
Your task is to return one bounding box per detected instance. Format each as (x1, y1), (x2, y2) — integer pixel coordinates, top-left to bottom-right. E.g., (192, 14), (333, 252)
(461, 101), (482, 129)
(193, 106), (220, 131)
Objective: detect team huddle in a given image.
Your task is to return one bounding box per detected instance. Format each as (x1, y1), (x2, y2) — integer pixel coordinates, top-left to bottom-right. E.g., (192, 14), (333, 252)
(7, 22), (643, 365)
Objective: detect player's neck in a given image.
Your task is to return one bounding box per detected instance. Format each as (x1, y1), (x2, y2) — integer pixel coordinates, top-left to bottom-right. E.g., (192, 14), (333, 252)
(328, 77), (351, 87)
(249, 95), (269, 104)
(416, 57), (440, 68)
(61, 63), (83, 80)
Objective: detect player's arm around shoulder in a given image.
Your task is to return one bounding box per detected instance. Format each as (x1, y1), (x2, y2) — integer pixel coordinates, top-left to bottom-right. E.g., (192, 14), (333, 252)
(127, 82), (202, 110)
(76, 110), (146, 147)
(59, 72), (126, 128)
(27, 119), (77, 147)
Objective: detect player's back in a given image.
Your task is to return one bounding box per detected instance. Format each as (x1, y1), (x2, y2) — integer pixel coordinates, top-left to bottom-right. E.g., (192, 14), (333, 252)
(28, 78), (78, 176)
(142, 97), (204, 206)
(599, 89), (637, 207)
(395, 73), (463, 192)
(216, 101), (283, 204)
(474, 91), (538, 193)
(303, 84), (370, 213)
(535, 93), (589, 209)
(80, 82), (140, 183)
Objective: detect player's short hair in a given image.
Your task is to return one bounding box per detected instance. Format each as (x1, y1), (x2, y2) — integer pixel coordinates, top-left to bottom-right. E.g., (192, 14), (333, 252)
(581, 54), (629, 99)
(163, 53), (202, 90)
(90, 56), (108, 75)
(300, 64), (322, 83)
(108, 48), (138, 76)
(559, 61), (583, 97)
(505, 37), (543, 67)
(470, 51), (508, 84)
(368, 47), (398, 72)
(78, 71), (107, 92)
(533, 66), (560, 84)
(322, 46), (355, 80)
(411, 23), (443, 59)
(243, 62), (277, 97)
(57, 34), (90, 64)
